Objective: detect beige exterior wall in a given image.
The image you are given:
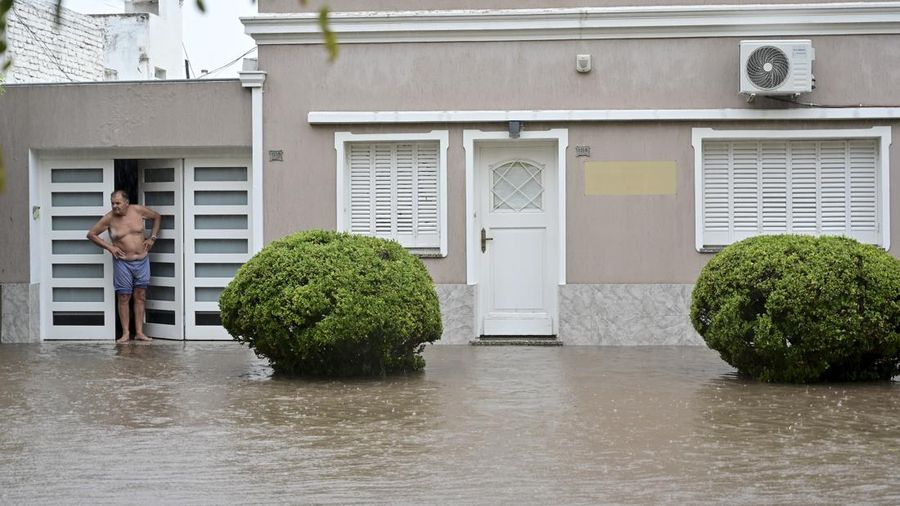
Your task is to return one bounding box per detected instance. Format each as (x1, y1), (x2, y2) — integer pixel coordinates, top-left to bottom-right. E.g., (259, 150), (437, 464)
(259, 35), (900, 111)
(0, 80), (252, 283)
(258, 35), (900, 284)
(267, 120), (900, 285)
(261, 0), (852, 13)
(565, 120), (900, 283)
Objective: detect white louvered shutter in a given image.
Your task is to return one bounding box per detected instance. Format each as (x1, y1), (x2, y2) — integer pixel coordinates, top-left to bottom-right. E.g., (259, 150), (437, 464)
(731, 141), (760, 240)
(349, 144), (373, 234)
(789, 141), (818, 233)
(374, 144), (394, 235)
(819, 141), (847, 233)
(345, 142), (441, 250)
(701, 137), (881, 248)
(702, 141), (731, 246)
(760, 141), (787, 232)
(848, 140), (879, 243)
(414, 144), (440, 246)
(395, 144), (415, 241)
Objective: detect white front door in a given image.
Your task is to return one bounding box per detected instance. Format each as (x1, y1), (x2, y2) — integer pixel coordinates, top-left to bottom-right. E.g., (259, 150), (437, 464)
(477, 143), (558, 336)
(40, 159), (116, 340)
(139, 159), (184, 340)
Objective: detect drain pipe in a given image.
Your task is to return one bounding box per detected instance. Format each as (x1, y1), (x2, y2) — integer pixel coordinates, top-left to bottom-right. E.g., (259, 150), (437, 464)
(239, 58), (267, 254)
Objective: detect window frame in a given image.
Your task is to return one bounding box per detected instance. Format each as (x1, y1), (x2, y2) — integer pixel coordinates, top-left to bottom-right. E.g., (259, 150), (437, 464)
(692, 127), (891, 251)
(335, 130), (449, 257)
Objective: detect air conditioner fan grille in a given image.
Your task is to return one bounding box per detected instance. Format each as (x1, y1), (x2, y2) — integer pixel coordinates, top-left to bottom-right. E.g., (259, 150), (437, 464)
(747, 46), (790, 89)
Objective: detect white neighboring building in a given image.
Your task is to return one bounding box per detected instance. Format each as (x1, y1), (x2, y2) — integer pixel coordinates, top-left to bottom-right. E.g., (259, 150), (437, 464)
(3, 0), (184, 83)
(2, 0), (105, 83)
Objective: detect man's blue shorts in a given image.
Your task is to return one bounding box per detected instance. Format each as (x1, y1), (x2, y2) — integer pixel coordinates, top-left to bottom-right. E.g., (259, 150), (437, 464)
(113, 257), (151, 295)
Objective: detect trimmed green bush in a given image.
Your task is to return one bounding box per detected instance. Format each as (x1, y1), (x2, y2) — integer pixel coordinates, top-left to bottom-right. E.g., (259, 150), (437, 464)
(691, 235), (900, 383)
(219, 230), (442, 376)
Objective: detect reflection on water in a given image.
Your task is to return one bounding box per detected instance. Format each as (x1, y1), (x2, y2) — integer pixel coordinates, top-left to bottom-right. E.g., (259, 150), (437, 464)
(0, 344), (897, 503)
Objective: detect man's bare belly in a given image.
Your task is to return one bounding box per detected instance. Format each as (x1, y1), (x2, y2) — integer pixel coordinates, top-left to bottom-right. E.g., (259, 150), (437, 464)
(117, 250), (148, 261)
(111, 234), (148, 260)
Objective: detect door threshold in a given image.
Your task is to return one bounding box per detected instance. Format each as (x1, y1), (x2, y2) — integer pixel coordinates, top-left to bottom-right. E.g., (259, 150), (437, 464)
(470, 336), (562, 346)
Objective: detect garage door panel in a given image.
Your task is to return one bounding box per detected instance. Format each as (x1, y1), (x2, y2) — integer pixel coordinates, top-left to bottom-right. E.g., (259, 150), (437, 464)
(41, 158), (115, 340)
(140, 159), (184, 341)
(184, 158), (252, 340)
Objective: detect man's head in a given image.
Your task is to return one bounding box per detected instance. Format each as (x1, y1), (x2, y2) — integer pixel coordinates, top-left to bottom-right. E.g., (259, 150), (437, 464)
(111, 190), (130, 216)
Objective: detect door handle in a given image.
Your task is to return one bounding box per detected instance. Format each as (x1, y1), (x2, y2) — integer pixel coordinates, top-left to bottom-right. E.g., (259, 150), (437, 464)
(481, 227), (493, 253)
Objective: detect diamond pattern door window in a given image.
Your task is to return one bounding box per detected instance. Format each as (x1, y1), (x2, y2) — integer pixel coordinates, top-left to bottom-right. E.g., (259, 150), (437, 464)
(492, 160), (544, 211)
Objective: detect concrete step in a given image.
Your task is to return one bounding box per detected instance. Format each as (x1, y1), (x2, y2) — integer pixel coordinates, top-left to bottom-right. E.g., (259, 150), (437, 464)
(469, 336), (563, 346)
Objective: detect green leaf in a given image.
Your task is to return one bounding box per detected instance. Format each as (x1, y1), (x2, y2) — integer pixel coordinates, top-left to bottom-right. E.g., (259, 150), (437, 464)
(318, 7), (338, 62)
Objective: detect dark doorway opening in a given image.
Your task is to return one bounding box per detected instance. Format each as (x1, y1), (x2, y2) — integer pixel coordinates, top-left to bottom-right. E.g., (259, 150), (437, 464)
(113, 160), (140, 339)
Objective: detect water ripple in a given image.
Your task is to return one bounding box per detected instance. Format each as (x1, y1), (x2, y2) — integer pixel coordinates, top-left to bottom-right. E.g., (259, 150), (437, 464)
(0, 343), (897, 503)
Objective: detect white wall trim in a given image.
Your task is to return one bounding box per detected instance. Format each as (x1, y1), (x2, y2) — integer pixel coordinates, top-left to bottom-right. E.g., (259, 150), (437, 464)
(28, 149), (40, 285)
(238, 70), (267, 89)
(239, 68), (266, 253)
(334, 130), (450, 257)
(310, 108), (900, 125)
(250, 87), (265, 254)
(463, 131), (477, 285)
(692, 126), (892, 251)
(462, 128), (568, 286)
(35, 147), (252, 159)
(244, 3), (900, 44)
(557, 130), (569, 286)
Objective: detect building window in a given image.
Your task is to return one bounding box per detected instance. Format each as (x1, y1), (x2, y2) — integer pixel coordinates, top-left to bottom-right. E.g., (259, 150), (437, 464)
(693, 128), (891, 250)
(335, 131), (449, 256)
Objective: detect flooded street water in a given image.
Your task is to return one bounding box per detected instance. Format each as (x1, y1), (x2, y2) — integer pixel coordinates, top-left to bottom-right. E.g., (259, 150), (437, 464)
(0, 343), (898, 504)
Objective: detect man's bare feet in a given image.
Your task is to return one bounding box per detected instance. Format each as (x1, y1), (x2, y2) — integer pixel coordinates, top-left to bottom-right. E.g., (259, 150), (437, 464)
(135, 334), (152, 342)
(116, 334), (130, 343)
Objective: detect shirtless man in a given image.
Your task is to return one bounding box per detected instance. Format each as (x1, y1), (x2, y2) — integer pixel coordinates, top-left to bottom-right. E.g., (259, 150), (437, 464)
(87, 190), (161, 343)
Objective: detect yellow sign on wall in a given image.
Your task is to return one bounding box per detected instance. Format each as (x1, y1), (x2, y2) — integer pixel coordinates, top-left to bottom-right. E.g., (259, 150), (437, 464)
(584, 161), (677, 195)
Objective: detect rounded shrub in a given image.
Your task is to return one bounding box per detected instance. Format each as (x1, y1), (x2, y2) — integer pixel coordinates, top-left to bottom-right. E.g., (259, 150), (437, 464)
(691, 234), (900, 383)
(219, 230), (442, 376)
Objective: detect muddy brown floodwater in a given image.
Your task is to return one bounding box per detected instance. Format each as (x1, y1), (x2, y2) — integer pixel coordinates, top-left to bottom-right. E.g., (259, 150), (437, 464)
(0, 343), (898, 504)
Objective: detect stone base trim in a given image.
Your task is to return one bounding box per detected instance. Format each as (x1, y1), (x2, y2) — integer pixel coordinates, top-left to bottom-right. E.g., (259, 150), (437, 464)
(1, 282), (40, 343)
(434, 284), (475, 345)
(559, 284), (703, 346)
(437, 283), (704, 346)
(4, 282), (702, 346)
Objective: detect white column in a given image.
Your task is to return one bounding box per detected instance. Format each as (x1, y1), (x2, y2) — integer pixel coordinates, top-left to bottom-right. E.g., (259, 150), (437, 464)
(239, 62), (267, 254)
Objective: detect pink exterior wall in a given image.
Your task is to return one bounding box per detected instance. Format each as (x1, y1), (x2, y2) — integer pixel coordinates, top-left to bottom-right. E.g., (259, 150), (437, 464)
(258, 36), (900, 111)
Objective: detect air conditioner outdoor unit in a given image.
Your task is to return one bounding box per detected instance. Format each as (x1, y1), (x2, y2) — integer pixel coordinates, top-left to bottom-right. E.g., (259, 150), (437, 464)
(740, 40), (815, 96)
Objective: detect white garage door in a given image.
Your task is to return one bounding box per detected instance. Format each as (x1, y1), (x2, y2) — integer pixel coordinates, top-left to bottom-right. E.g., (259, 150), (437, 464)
(40, 156), (252, 341)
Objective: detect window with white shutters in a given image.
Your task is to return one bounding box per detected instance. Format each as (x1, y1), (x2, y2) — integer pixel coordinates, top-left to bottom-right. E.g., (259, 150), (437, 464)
(345, 141), (441, 251)
(699, 137), (882, 248)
